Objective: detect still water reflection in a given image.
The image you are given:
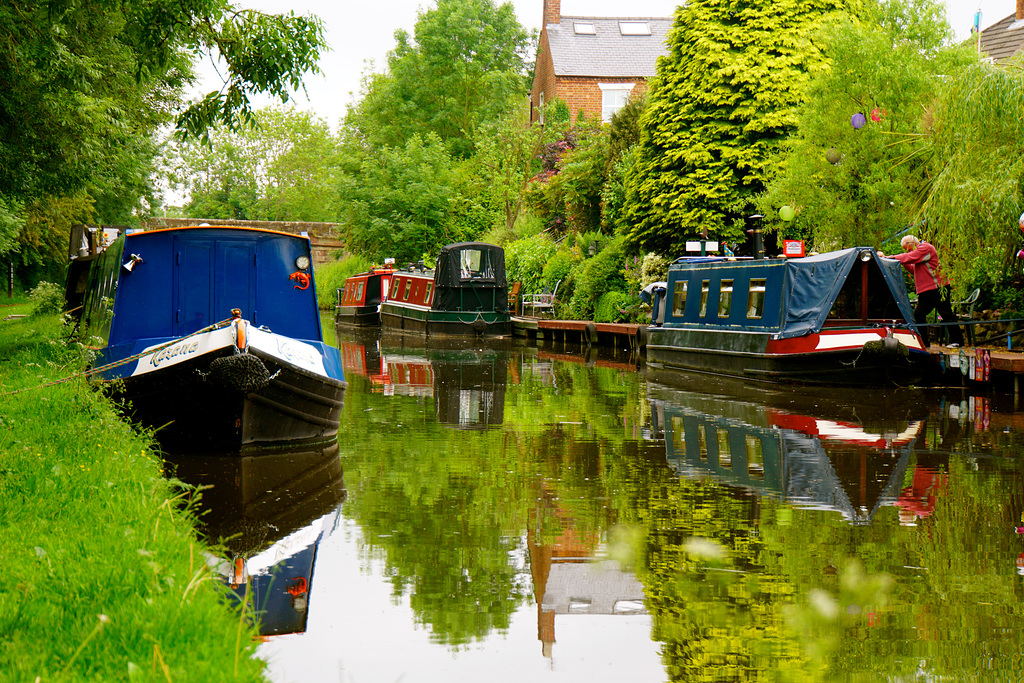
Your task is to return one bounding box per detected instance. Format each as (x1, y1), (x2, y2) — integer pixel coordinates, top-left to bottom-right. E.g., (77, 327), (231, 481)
(171, 328), (1024, 682)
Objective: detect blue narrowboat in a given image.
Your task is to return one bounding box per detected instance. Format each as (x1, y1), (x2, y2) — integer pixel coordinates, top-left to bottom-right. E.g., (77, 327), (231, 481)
(66, 224), (346, 451)
(641, 247), (933, 385)
(380, 242), (512, 337)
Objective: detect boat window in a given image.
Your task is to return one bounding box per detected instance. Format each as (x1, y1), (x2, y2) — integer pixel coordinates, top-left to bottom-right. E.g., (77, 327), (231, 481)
(699, 280), (710, 317)
(425, 282), (433, 303)
(718, 280), (733, 318)
(672, 281), (687, 317)
(671, 417), (685, 453)
(403, 278), (412, 301)
(717, 428), (731, 469)
(459, 248), (494, 280)
(747, 279), (766, 319)
(356, 282), (364, 302)
(745, 435), (764, 479)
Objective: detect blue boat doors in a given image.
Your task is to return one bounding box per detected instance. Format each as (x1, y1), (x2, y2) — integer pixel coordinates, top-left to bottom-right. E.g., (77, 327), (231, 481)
(174, 236), (257, 335)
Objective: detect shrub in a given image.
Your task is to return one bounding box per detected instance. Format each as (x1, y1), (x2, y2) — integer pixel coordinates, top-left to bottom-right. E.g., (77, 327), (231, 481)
(314, 254), (374, 308)
(27, 281), (64, 316)
(505, 233), (556, 295)
(565, 235), (627, 319)
(594, 291), (634, 323)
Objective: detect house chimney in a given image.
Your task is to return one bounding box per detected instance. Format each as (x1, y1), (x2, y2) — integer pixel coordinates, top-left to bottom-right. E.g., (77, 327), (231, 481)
(1018, 0), (1023, 21)
(543, 0), (561, 26)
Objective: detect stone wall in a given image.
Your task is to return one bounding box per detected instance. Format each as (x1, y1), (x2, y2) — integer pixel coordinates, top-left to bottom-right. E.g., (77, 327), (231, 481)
(141, 217), (347, 265)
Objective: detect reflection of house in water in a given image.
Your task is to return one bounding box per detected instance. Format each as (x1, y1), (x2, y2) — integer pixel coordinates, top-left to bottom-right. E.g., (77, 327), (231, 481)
(162, 443), (345, 636)
(340, 340), (508, 427)
(648, 390), (925, 524)
(528, 512), (647, 658)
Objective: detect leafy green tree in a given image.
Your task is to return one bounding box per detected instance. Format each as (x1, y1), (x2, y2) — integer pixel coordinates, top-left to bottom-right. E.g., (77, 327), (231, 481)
(469, 103), (549, 236)
(758, 0), (971, 253)
(919, 62), (1024, 294)
(344, 0), (532, 158)
(623, 0), (854, 256)
(337, 133), (468, 263)
(0, 0), (325, 290)
(166, 106), (342, 221)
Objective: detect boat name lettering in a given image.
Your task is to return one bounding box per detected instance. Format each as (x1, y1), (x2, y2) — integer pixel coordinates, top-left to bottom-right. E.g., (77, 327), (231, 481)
(151, 341), (200, 367)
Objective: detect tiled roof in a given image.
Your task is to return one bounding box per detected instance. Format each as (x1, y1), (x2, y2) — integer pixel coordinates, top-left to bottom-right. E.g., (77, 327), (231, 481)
(978, 12), (1024, 61)
(546, 16), (673, 78)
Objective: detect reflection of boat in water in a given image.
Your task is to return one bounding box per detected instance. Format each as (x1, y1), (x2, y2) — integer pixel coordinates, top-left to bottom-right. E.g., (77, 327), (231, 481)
(65, 224), (346, 452)
(647, 382), (928, 524)
(380, 242), (512, 337)
(642, 248), (932, 385)
(339, 337), (508, 427)
(162, 443), (345, 636)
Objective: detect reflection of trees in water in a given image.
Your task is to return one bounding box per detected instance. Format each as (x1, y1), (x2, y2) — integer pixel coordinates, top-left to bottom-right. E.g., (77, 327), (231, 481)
(627, 401), (1024, 682)
(339, 341), (1024, 677)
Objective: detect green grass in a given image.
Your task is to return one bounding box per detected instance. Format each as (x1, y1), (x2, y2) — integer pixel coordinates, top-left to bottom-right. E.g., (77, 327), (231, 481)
(0, 308), (267, 682)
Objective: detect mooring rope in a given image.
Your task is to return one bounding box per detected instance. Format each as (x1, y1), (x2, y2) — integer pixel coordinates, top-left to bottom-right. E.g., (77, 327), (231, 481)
(0, 317), (235, 397)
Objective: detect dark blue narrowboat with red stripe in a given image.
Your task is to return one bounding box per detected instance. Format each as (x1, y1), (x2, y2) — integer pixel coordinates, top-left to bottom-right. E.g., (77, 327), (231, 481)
(380, 242), (512, 337)
(642, 247), (934, 385)
(66, 224), (346, 451)
(335, 265), (394, 327)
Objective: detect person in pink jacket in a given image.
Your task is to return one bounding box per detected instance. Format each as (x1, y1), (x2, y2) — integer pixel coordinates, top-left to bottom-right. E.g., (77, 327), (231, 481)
(878, 235), (964, 348)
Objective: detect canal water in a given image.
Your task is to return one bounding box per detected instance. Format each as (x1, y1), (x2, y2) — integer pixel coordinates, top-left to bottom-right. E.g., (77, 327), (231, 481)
(166, 325), (1024, 682)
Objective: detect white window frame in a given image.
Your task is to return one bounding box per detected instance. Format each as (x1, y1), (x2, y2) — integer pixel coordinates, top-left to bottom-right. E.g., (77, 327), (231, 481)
(598, 82), (635, 122)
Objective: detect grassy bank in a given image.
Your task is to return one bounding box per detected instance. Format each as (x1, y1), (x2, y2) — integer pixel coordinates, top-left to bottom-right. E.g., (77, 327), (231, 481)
(0, 305), (267, 682)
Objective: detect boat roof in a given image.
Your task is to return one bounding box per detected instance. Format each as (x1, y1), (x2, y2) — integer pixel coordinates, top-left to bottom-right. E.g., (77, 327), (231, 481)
(667, 247), (917, 338)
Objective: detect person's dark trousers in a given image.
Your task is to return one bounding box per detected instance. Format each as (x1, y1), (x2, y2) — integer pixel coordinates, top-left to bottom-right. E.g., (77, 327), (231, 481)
(915, 286), (964, 348)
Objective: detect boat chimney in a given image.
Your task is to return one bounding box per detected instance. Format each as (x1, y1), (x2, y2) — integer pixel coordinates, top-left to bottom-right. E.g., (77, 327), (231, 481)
(746, 214), (764, 260)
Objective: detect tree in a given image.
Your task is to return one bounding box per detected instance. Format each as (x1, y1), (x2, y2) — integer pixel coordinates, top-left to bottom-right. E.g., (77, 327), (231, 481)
(337, 133), (465, 264)
(0, 0), (325, 287)
(344, 0), (532, 158)
(918, 62), (1024, 296)
(622, 0), (854, 256)
(166, 106), (342, 222)
(757, 0), (971, 252)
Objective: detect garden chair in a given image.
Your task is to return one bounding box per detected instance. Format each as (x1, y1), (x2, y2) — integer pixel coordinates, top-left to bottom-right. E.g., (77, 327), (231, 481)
(522, 280), (560, 317)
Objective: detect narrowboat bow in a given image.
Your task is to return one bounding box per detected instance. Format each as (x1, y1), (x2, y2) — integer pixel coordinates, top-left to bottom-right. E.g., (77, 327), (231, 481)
(641, 247), (933, 385)
(335, 265), (394, 327)
(380, 242), (512, 337)
(66, 224), (346, 451)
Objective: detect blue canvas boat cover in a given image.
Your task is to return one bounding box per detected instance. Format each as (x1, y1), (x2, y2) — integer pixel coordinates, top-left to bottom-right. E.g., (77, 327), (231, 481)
(779, 247), (917, 338)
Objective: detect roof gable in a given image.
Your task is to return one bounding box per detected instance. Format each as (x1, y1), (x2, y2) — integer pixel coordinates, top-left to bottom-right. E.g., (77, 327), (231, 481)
(545, 16), (672, 78)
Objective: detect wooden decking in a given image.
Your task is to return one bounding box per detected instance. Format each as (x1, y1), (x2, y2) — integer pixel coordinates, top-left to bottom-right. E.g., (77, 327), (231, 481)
(513, 316), (1024, 400)
(512, 316), (640, 349)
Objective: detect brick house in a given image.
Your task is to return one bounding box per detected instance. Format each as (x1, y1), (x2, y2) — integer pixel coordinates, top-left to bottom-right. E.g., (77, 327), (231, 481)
(529, 0), (673, 124)
(976, 0), (1024, 62)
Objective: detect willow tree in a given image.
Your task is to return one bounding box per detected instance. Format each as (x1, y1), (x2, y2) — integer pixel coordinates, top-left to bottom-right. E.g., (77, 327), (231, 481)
(757, 0), (972, 253)
(921, 63), (1024, 297)
(622, 0), (855, 256)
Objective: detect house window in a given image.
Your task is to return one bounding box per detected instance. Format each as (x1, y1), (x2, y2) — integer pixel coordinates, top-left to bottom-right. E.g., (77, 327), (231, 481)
(538, 91), (545, 125)
(574, 22), (596, 34)
(619, 21), (651, 35)
(598, 82), (635, 122)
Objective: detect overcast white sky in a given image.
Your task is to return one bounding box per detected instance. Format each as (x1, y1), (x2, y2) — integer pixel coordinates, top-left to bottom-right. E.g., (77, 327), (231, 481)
(195, 0), (1007, 128)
